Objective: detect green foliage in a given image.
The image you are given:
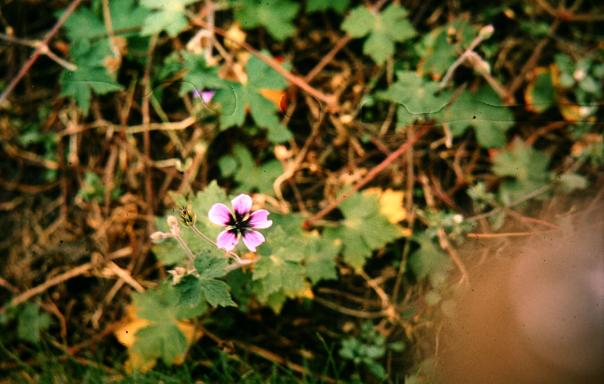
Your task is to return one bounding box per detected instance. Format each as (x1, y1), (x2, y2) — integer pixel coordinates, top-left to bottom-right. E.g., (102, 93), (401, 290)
(214, 56), (291, 143)
(527, 71), (555, 113)
(77, 171), (121, 202)
(131, 282), (206, 366)
(219, 144), (283, 195)
(179, 53), (224, 97)
(252, 226), (307, 304)
(379, 71), (451, 128)
(58, 0), (148, 113)
(492, 139), (551, 204)
(444, 86), (514, 148)
(409, 234), (451, 289)
(59, 40), (123, 114)
(174, 253), (237, 309)
(418, 18), (477, 78)
(342, 4), (416, 64)
(140, 0), (199, 37)
(153, 181), (228, 265)
(131, 324), (187, 366)
(235, 0), (300, 41)
(17, 303), (52, 344)
(303, 234), (340, 284)
(339, 322), (404, 380)
(324, 192), (403, 271)
(306, 0), (349, 14)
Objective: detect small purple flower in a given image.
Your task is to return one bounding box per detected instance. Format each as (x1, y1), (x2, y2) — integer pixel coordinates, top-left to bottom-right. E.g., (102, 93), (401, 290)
(193, 88), (216, 104)
(208, 194), (272, 252)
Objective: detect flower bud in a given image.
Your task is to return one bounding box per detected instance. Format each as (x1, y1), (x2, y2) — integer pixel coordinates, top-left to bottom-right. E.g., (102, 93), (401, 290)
(168, 267), (187, 285)
(150, 231), (172, 243)
(167, 215), (181, 236)
(479, 25), (494, 40)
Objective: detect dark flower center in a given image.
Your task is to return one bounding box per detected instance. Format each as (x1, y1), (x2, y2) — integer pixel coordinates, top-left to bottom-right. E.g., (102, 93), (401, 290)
(227, 211), (251, 234)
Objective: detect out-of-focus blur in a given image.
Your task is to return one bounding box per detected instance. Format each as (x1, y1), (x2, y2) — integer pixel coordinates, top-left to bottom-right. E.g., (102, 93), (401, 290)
(437, 205), (604, 383)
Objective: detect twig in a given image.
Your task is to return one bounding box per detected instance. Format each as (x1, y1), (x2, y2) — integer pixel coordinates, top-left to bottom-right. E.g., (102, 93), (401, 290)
(439, 27), (491, 89)
(0, 247), (131, 314)
(189, 17), (338, 111)
(0, 0), (83, 105)
(142, 34), (158, 233)
(419, 174), (470, 285)
(105, 261), (145, 292)
(304, 125), (430, 228)
(314, 296), (388, 319)
(466, 231), (551, 238)
(507, 19), (560, 96)
(358, 270), (398, 322)
(304, 35), (351, 83)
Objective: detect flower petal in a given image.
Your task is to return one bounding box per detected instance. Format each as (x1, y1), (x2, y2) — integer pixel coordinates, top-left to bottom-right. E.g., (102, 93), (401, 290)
(241, 230), (265, 252)
(201, 89), (215, 104)
(208, 203), (232, 226)
(231, 194), (253, 216)
(216, 229), (239, 251)
(248, 209), (273, 229)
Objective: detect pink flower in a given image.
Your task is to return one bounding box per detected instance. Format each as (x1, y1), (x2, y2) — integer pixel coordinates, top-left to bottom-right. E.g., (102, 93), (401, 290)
(208, 194), (272, 252)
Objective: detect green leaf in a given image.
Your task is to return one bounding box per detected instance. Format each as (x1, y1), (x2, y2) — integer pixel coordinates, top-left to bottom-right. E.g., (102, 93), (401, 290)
(252, 226), (306, 301)
(230, 144), (283, 195)
(214, 82), (246, 129)
(141, 0), (199, 37)
(381, 4), (415, 43)
(306, 0), (349, 14)
(445, 87), (514, 148)
(342, 4), (416, 64)
(418, 18), (477, 78)
(379, 71), (451, 129)
(110, 0), (149, 33)
(324, 192), (403, 271)
(175, 275), (203, 307)
(527, 71), (554, 113)
(235, 0), (300, 41)
(17, 303), (51, 344)
(214, 56), (291, 143)
(303, 235), (340, 284)
(201, 279), (236, 307)
(131, 324), (187, 365)
(195, 255), (236, 307)
(61, 7), (106, 42)
(492, 139), (551, 204)
(409, 234), (451, 289)
(341, 6), (374, 37)
(557, 172), (588, 193)
(59, 40), (123, 114)
(179, 53), (224, 96)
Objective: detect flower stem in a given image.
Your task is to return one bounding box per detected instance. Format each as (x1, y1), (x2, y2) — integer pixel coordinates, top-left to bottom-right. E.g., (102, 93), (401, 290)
(173, 233), (196, 270)
(189, 225), (242, 262)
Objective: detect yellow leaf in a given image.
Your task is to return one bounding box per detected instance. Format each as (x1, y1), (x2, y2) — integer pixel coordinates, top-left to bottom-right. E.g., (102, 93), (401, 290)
(258, 88), (286, 110)
(364, 188), (407, 223)
(114, 305), (203, 373)
(225, 22), (247, 50)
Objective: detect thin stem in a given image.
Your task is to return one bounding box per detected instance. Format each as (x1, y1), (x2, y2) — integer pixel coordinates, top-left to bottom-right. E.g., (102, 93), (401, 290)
(304, 125), (430, 228)
(189, 225), (241, 262)
(0, 0), (83, 104)
(439, 32), (486, 89)
(173, 233), (196, 269)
